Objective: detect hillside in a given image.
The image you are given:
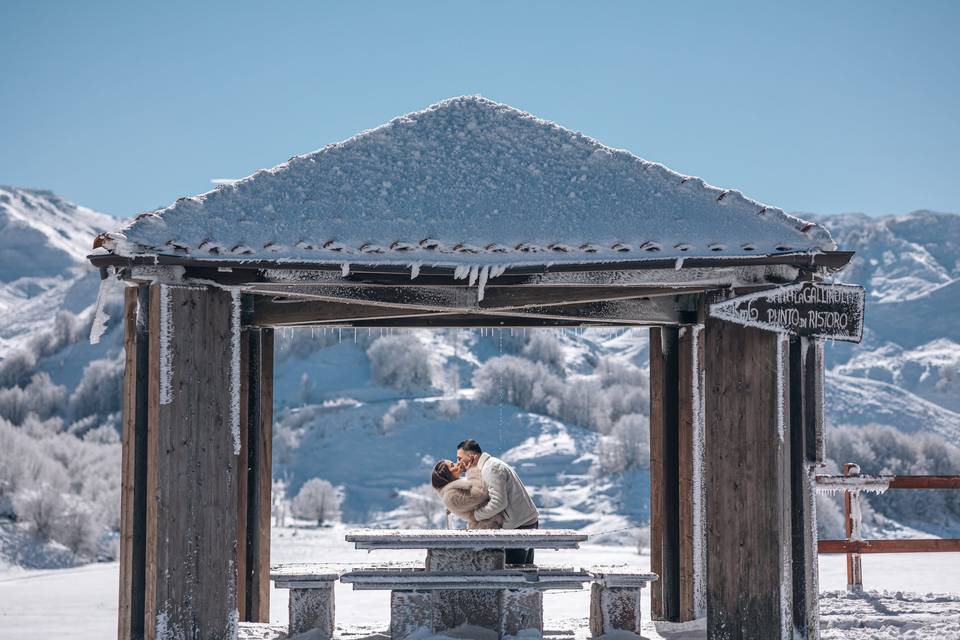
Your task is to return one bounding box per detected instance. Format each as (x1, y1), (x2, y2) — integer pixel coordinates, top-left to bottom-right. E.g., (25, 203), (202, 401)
(0, 190), (958, 567)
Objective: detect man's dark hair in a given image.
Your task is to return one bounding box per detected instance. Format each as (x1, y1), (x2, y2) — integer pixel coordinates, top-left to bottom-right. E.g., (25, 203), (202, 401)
(457, 439), (482, 454)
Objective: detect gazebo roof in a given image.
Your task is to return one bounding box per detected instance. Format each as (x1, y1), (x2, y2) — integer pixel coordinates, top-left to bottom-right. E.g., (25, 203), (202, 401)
(93, 96), (835, 270)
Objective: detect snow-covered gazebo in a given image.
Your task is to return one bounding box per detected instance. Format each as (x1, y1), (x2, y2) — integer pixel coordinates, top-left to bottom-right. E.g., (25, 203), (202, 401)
(89, 96), (855, 640)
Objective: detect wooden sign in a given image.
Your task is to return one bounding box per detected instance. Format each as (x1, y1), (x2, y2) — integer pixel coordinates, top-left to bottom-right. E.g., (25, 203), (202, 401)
(709, 282), (865, 342)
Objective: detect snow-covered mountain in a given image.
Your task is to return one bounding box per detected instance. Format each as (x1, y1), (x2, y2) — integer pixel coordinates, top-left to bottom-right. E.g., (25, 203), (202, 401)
(811, 211), (960, 439)
(0, 187), (115, 358)
(0, 188), (957, 549)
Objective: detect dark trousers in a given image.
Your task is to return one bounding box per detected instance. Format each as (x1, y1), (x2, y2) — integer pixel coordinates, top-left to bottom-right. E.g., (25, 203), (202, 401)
(505, 520), (538, 565)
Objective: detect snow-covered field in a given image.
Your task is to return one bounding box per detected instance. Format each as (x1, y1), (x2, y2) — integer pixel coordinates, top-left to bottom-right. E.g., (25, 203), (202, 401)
(1, 525), (958, 640)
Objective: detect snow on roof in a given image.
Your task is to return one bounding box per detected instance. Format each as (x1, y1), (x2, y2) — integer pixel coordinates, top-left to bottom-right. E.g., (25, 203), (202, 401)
(96, 96), (835, 268)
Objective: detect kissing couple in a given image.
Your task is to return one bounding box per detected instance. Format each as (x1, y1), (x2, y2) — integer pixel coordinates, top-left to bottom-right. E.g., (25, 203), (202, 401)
(430, 439), (540, 564)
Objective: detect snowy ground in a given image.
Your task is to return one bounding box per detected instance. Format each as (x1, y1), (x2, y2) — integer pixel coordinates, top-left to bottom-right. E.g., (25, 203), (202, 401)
(1, 525), (958, 639)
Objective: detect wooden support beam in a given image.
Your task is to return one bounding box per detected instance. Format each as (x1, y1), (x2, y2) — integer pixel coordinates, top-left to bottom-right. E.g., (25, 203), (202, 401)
(704, 318), (792, 640)
(236, 329), (250, 621)
(802, 339), (825, 463)
(144, 285), (240, 640)
(247, 283), (709, 310)
(649, 327), (681, 622)
(91, 248), (857, 275)
(242, 327), (273, 622)
(887, 476), (960, 489)
(119, 285), (150, 640)
(818, 539), (960, 554)
(790, 337), (822, 638)
(677, 321), (705, 622)
(248, 296), (683, 327)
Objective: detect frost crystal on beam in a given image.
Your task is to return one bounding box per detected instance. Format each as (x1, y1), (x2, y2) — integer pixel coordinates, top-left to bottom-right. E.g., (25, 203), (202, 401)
(230, 288), (241, 455)
(159, 285), (173, 405)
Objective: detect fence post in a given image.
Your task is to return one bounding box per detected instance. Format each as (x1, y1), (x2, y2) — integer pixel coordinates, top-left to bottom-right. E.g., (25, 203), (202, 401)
(843, 463), (863, 592)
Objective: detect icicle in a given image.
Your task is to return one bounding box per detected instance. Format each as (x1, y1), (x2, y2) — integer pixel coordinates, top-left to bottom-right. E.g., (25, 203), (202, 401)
(410, 263), (421, 280)
(341, 263), (350, 277)
(477, 265), (490, 302)
(158, 285), (174, 405)
(338, 327), (342, 343)
(468, 265), (479, 286)
(89, 269), (120, 345)
(674, 256), (685, 271)
(229, 288), (241, 455)
(454, 265), (470, 280)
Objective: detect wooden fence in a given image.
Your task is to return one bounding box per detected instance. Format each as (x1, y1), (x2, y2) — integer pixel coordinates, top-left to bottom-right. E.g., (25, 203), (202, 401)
(815, 463), (960, 591)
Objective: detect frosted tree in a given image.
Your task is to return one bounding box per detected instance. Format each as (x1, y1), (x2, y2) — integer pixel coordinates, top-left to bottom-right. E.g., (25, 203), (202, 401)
(381, 400), (408, 434)
(292, 478), (343, 526)
(12, 485), (67, 541)
(397, 484), (446, 528)
(366, 333), (434, 391)
(272, 477), (290, 527)
(521, 332), (565, 370)
(69, 357), (123, 421)
(597, 414), (650, 472)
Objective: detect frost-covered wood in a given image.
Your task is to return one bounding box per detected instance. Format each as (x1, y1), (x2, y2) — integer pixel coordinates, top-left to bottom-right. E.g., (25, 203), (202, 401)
(119, 285), (149, 640)
(678, 321), (706, 621)
(649, 326), (680, 621)
(237, 328), (274, 623)
(704, 317), (792, 640)
(789, 336), (821, 639)
(145, 284), (240, 640)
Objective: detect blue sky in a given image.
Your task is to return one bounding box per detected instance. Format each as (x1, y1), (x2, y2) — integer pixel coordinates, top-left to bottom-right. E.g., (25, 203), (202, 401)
(2, 1), (958, 218)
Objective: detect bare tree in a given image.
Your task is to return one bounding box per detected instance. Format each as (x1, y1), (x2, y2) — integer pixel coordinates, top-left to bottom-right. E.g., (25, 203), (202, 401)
(292, 478), (343, 527)
(272, 477), (290, 527)
(397, 484), (446, 528)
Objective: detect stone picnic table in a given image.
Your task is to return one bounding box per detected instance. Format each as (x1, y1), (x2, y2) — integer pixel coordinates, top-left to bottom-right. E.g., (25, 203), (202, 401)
(270, 529), (656, 640)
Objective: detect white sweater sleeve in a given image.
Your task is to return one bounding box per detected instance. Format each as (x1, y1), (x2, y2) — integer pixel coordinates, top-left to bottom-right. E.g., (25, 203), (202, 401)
(474, 465), (508, 521)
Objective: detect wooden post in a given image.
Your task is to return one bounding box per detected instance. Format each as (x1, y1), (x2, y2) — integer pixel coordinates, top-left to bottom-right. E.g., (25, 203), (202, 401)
(144, 284), (241, 640)
(704, 318), (792, 640)
(678, 321), (706, 621)
(843, 463), (863, 592)
(649, 327), (680, 621)
(789, 337), (821, 638)
(119, 285), (150, 640)
(242, 327), (273, 621)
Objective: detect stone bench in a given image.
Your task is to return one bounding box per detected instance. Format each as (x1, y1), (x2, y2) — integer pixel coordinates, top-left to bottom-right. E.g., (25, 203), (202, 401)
(270, 564), (341, 639)
(341, 566), (592, 640)
(588, 566), (658, 638)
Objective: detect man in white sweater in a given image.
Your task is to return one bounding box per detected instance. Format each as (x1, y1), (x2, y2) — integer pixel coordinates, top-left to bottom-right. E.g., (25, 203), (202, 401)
(456, 439), (540, 565)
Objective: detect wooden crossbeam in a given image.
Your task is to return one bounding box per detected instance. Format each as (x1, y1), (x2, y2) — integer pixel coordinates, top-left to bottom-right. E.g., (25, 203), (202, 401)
(247, 296), (684, 327)
(244, 283), (707, 311)
(818, 539), (960, 554)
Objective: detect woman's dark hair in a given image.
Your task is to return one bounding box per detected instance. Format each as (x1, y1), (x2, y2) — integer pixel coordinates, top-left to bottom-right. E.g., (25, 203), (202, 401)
(432, 460), (455, 491)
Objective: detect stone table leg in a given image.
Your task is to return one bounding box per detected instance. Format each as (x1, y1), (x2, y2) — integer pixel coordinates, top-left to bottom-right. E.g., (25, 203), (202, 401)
(499, 588), (544, 637)
(427, 549), (505, 635)
(289, 585), (335, 639)
(589, 584), (643, 637)
(391, 590), (434, 640)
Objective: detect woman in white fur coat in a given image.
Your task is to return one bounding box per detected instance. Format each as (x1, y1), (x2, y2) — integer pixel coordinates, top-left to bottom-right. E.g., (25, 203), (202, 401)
(431, 460), (504, 529)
